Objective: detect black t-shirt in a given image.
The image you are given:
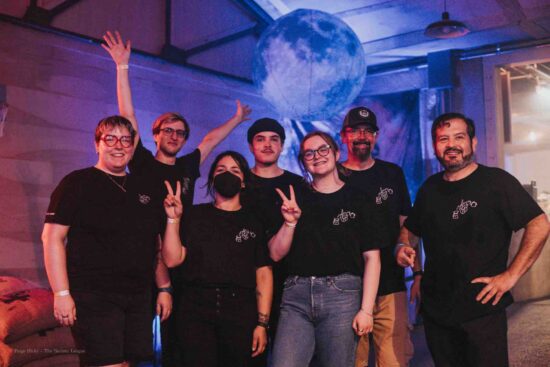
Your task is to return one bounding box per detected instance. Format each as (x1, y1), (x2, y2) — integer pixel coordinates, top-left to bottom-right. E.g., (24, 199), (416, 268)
(44, 167), (164, 294)
(241, 170), (306, 231)
(240, 170), (305, 315)
(285, 184), (389, 277)
(128, 139), (201, 209)
(339, 160), (412, 296)
(179, 204), (271, 289)
(405, 164), (543, 325)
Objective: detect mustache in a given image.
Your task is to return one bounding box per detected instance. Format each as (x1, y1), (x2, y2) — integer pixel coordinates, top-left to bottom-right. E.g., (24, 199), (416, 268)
(352, 140), (370, 147)
(261, 149), (274, 153)
(444, 147), (463, 154)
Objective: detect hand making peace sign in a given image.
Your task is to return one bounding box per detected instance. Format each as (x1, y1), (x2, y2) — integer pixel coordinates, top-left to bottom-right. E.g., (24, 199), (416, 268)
(275, 185), (302, 225)
(164, 181), (183, 221)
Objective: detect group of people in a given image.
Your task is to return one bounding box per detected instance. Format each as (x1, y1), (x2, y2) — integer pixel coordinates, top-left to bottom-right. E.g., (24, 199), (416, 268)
(41, 31), (549, 367)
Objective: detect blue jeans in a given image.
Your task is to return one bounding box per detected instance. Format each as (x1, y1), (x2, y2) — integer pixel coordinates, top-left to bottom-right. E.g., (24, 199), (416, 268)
(272, 274), (361, 367)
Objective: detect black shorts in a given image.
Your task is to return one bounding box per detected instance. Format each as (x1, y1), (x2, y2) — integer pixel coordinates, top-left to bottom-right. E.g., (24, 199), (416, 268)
(72, 290), (153, 366)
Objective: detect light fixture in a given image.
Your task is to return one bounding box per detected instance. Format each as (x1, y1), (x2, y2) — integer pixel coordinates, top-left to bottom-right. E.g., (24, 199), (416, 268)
(425, 0), (470, 39)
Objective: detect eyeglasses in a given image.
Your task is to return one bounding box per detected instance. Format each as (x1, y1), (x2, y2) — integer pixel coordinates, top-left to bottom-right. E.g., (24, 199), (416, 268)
(160, 127), (186, 139)
(344, 127), (377, 137)
(302, 144), (331, 161)
(101, 135), (133, 148)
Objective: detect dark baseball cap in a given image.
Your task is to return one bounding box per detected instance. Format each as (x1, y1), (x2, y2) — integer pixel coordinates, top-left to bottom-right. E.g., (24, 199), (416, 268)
(247, 118), (286, 143)
(342, 107), (378, 132)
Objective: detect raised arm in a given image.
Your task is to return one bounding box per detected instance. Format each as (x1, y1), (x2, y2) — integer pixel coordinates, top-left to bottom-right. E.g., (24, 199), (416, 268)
(101, 30), (140, 146)
(42, 223), (76, 327)
(197, 100), (251, 164)
(252, 265), (273, 357)
(268, 186), (302, 261)
(472, 213), (550, 305)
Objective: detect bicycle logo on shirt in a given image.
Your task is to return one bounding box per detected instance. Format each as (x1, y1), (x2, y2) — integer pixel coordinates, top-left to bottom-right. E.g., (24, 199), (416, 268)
(235, 228), (257, 243)
(452, 199), (478, 220)
(375, 187), (394, 205)
(332, 209), (356, 226)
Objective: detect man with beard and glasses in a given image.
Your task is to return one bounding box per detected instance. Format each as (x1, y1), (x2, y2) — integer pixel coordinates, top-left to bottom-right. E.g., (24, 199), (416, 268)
(102, 30), (251, 366)
(338, 107), (415, 367)
(241, 118), (305, 366)
(395, 113), (550, 367)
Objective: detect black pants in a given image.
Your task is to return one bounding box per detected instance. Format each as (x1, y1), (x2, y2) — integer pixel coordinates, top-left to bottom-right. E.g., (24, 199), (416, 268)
(177, 286), (257, 367)
(424, 311), (509, 367)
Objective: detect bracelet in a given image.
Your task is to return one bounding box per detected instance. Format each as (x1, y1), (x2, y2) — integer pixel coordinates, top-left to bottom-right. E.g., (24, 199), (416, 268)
(359, 308), (373, 317)
(413, 270), (424, 277)
(257, 321), (269, 330)
(117, 64), (129, 70)
(284, 221), (297, 228)
(167, 218), (180, 224)
(158, 286), (173, 294)
(54, 290), (70, 297)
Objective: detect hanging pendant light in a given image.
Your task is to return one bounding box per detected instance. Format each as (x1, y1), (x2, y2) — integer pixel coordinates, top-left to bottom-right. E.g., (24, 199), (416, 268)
(425, 0), (470, 39)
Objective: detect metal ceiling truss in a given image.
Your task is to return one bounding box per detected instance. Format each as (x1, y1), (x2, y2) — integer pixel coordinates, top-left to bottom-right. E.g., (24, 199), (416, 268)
(23, 0), (83, 25)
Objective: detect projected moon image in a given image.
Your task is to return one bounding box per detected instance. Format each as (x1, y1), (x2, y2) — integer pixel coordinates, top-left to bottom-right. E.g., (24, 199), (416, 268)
(253, 9), (367, 121)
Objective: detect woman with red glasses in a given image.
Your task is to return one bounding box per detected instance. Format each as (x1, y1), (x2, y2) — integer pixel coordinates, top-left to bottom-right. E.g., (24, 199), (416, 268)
(42, 115), (183, 367)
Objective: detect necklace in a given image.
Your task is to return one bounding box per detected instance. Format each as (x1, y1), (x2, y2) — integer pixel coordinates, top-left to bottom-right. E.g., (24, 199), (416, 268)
(104, 172), (127, 192)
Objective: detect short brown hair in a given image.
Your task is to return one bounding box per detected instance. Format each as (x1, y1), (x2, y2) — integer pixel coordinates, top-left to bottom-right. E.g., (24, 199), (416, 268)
(152, 112), (190, 140)
(94, 115), (136, 144)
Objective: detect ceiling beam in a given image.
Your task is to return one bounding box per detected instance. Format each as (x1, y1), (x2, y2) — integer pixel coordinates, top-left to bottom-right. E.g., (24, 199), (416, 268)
(23, 0), (83, 25)
(361, 30), (427, 55)
(50, 0), (83, 18)
(495, 0), (550, 38)
(184, 23), (258, 57)
(231, 0), (273, 31)
(334, 0), (409, 18)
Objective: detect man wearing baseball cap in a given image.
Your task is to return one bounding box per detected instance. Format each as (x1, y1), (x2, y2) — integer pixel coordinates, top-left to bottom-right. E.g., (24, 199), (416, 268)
(242, 118), (304, 366)
(339, 107), (418, 367)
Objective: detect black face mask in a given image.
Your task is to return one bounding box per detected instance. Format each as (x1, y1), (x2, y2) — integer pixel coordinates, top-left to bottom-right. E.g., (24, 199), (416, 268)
(213, 171), (242, 198)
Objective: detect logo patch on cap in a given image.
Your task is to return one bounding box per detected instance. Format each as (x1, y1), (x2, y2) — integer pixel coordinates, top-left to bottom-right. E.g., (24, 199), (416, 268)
(359, 109), (369, 118)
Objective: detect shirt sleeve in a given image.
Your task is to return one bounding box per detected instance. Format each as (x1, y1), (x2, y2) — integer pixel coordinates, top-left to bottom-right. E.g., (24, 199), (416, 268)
(498, 171), (543, 231)
(44, 173), (81, 225)
(177, 148), (201, 180)
(128, 139), (155, 174)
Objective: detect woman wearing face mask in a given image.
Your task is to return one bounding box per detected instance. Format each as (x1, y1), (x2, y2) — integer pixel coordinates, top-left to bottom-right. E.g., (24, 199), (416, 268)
(162, 151), (273, 367)
(269, 131), (385, 367)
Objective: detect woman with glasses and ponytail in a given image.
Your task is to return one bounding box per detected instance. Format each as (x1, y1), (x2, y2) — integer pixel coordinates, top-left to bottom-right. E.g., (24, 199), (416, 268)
(269, 131), (386, 367)
(161, 150), (273, 367)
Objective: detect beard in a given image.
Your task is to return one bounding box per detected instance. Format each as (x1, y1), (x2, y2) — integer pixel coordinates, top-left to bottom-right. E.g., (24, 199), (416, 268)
(351, 141), (371, 161)
(437, 147), (475, 172)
